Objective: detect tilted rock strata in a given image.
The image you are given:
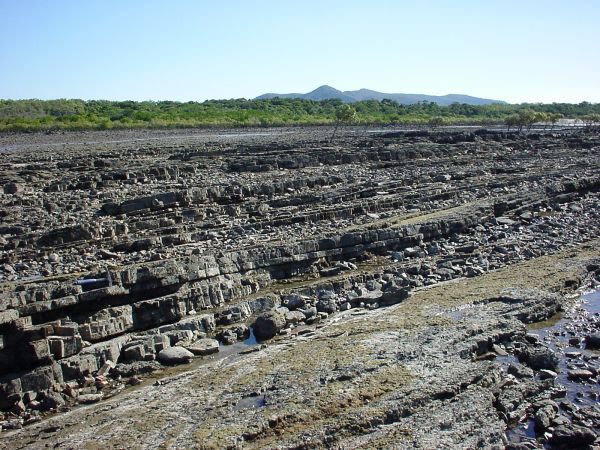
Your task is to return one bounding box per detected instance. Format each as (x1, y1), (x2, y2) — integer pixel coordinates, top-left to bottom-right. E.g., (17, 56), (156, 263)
(0, 127), (599, 446)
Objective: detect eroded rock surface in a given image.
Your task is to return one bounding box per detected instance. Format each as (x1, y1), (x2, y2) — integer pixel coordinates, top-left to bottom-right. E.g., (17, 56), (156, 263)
(0, 127), (599, 448)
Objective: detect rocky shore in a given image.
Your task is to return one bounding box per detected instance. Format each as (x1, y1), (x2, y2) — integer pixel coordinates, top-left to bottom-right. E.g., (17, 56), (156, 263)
(0, 127), (599, 448)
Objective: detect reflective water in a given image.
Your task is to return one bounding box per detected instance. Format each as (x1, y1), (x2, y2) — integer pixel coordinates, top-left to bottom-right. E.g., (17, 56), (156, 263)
(505, 289), (600, 446)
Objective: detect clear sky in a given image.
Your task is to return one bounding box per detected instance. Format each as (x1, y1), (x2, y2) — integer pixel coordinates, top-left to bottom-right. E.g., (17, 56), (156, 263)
(1, 0), (598, 104)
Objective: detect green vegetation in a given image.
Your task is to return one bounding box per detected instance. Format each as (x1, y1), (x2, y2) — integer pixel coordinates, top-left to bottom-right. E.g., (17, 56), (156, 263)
(428, 116), (448, 128)
(331, 104), (357, 139)
(0, 98), (599, 132)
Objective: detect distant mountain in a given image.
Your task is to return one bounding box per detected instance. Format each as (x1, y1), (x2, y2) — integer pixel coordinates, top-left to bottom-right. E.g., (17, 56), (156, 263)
(255, 85), (505, 106)
(300, 85), (357, 103)
(255, 85), (356, 103)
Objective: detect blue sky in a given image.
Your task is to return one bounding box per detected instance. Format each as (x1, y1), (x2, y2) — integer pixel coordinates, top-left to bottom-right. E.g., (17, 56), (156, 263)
(1, 0), (598, 103)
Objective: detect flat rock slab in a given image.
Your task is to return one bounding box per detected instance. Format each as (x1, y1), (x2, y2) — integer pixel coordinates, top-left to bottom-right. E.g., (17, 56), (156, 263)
(183, 338), (219, 356)
(567, 369), (594, 380)
(78, 393), (103, 404)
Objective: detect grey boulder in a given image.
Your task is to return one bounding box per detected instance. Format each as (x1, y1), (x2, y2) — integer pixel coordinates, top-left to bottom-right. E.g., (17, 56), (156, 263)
(253, 310), (286, 340)
(157, 347), (194, 365)
(519, 346), (559, 371)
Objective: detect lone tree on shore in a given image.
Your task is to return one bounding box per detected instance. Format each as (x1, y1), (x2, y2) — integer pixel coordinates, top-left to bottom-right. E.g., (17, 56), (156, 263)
(581, 113), (600, 132)
(505, 114), (520, 132)
(549, 113), (563, 130)
(520, 109), (538, 132)
(534, 111), (550, 130)
(505, 110), (549, 133)
(331, 104), (357, 140)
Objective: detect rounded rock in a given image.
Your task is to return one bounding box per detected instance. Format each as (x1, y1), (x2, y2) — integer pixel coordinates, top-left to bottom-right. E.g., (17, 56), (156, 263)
(253, 310), (286, 340)
(585, 333), (600, 349)
(157, 347), (194, 365)
(3, 182), (20, 195)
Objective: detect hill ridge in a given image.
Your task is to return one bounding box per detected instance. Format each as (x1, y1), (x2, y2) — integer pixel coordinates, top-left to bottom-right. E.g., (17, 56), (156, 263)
(255, 85), (505, 105)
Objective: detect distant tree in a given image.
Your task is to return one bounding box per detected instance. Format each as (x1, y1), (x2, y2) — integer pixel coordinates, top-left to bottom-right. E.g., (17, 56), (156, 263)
(516, 109), (537, 132)
(331, 104), (357, 140)
(548, 113), (563, 130)
(581, 113), (600, 131)
(505, 114), (520, 132)
(534, 111), (549, 130)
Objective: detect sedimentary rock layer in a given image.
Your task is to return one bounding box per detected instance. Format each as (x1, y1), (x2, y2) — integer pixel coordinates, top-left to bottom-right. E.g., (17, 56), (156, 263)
(0, 127), (599, 447)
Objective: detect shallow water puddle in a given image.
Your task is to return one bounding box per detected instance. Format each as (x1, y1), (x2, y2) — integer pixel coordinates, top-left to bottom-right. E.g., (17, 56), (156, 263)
(234, 394), (266, 411)
(506, 419), (537, 443)
(526, 290), (600, 409)
(505, 289), (600, 445)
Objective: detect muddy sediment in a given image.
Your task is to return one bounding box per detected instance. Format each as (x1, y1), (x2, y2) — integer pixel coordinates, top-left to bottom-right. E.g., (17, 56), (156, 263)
(0, 127), (599, 448)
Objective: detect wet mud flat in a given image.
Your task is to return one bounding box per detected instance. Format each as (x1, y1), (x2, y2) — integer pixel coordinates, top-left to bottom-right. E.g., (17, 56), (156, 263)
(0, 127), (599, 448)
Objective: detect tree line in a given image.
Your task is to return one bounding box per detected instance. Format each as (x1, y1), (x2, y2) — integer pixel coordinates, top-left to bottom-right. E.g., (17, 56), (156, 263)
(0, 98), (599, 132)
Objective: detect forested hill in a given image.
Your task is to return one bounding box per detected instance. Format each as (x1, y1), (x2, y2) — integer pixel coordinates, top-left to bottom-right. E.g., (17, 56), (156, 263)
(0, 97), (599, 132)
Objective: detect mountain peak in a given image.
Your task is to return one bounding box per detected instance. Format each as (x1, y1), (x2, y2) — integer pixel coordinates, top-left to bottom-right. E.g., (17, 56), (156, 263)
(303, 85), (355, 103)
(311, 85), (340, 92)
